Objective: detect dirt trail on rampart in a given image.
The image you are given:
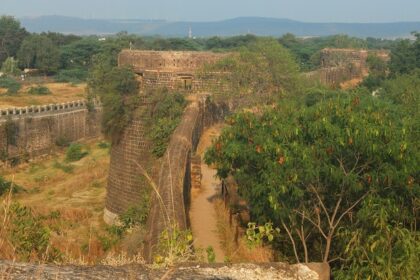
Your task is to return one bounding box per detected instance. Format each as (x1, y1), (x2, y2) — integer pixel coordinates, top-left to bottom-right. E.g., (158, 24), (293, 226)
(190, 124), (225, 262)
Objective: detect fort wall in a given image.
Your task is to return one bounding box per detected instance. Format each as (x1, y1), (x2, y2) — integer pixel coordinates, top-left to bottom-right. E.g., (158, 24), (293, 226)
(0, 100), (102, 164)
(118, 50), (229, 91)
(310, 48), (390, 87)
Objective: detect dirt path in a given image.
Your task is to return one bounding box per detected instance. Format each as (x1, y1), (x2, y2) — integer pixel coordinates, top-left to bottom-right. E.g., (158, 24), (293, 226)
(190, 124), (225, 262)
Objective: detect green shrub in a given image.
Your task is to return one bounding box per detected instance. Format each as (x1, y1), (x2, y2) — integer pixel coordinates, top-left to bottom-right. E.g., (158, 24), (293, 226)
(1, 57), (21, 76)
(0, 176), (25, 196)
(53, 161), (74, 173)
(65, 143), (88, 162)
(54, 68), (88, 83)
(97, 141), (110, 149)
(147, 91), (187, 157)
(55, 136), (71, 147)
(27, 85), (51, 95)
(8, 203), (61, 262)
(0, 76), (21, 94)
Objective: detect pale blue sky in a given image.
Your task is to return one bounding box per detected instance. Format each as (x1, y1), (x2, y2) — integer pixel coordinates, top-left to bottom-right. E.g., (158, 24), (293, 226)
(1, 0), (419, 22)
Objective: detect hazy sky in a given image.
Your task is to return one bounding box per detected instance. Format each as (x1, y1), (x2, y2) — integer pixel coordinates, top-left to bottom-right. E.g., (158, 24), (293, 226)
(1, 0), (419, 22)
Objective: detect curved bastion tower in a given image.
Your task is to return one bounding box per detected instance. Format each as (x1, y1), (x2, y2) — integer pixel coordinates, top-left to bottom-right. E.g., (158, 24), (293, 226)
(104, 50), (229, 224)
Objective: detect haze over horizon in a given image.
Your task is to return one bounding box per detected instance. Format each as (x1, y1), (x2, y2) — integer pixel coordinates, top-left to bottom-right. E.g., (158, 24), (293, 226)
(1, 0), (420, 23)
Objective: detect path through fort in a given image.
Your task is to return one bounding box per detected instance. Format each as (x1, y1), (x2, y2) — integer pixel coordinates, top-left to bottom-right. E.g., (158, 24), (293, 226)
(190, 124), (225, 262)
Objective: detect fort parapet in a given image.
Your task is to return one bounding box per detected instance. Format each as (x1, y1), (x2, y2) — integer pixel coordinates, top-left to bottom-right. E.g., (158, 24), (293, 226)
(309, 48), (390, 87)
(118, 50), (230, 91)
(0, 100), (102, 163)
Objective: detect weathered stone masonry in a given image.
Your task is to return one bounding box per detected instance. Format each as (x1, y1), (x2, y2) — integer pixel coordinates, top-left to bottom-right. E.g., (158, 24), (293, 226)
(0, 100), (102, 164)
(118, 50), (230, 91)
(307, 48), (390, 87)
(105, 50), (232, 261)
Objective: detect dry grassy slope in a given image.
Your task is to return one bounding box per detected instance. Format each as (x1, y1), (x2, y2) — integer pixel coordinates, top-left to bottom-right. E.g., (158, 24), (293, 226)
(0, 139), (111, 263)
(0, 83), (86, 109)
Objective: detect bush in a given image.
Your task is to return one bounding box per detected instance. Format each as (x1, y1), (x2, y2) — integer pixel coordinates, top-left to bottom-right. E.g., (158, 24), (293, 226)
(0, 176), (25, 196)
(8, 203), (61, 262)
(65, 143), (88, 162)
(0, 76), (21, 94)
(55, 136), (71, 147)
(97, 141), (111, 149)
(53, 161), (74, 173)
(147, 91), (187, 157)
(54, 68), (88, 83)
(27, 85), (51, 95)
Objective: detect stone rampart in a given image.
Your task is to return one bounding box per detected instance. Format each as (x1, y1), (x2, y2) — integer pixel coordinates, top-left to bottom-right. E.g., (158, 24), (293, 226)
(0, 100), (102, 163)
(309, 48), (390, 87)
(119, 50), (229, 92)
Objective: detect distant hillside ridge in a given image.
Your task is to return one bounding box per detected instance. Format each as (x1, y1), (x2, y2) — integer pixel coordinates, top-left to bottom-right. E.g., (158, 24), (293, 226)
(19, 16), (420, 38)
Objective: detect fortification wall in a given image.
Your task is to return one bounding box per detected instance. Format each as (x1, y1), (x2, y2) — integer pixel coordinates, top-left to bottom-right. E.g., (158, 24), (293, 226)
(118, 50), (229, 92)
(143, 97), (228, 261)
(0, 100), (102, 163)
(103, 92), (228, 260)
(311, 48), (390, 87)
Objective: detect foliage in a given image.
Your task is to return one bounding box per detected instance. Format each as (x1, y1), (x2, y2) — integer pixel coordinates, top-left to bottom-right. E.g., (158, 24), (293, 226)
(54, 68), (88, 83)
(27, 85), (52, 95)
(0, 16), (28, 64)
(334, 196), (420, 279)
(206, 246), (216, 263)
(147, 90), (187, 157)
(55, 136), (71, 147)
(204, 38), (302, 103)
(53, 161), (74, 173)
(279, 34), (369, 71)
(65, 143), (88, 162)
(1, 57), (21, 76)
(87, 53), (140, 143)
(17, 34), (60, 74)
(0, 76), (21, 94)
(0, 176), (25, 196)
(8, 203), (61, 262)
(97, 141), (111, 149)
(245, 222), (279, 248)
(361, 54), (389, 90)
(205, 93), (418, 271)
(389, 32), (420, 76)
(154, 226), (195, 266)
(119, 186), (151, 230)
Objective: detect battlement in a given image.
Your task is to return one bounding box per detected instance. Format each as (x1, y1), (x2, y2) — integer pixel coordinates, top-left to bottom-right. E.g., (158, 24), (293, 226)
(118, 50), (230, 92)
(0, 100), (101, 119)
(119, 50), (230, 74)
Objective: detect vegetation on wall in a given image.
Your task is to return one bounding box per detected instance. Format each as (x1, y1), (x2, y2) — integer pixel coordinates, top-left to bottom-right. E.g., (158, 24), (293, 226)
(147, 89), (187, 157)
(202, 38), (303, 104)
(87, 53), (140, 143)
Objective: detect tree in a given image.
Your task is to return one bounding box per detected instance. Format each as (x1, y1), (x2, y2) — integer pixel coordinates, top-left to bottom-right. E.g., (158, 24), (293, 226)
(202, 38), (302, 104)
(17, 34), (60, 74)
(205, 93), (419, 277)
(1, 57), (20, 76)
(0, 16), (28, 64)
(87, 53), (139, 143)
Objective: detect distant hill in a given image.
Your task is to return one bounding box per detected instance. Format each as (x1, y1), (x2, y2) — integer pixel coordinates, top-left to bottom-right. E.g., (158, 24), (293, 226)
(19, 16), (420, 38)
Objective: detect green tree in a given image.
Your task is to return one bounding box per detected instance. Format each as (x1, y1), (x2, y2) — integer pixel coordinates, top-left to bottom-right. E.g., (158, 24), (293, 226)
(203, 38), (302, 103)
(17, 34), (60, 74)
(87, 53), (139, 143)
(0, 16), (28, 64)
(1, 57), (20, 76)
(205, 93), (418, 277)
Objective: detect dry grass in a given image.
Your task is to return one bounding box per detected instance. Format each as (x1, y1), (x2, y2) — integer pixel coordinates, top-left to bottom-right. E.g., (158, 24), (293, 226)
(214, 198), (274, 263)
(0, 82), (86, 109)
(0, 138), (113, 264)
